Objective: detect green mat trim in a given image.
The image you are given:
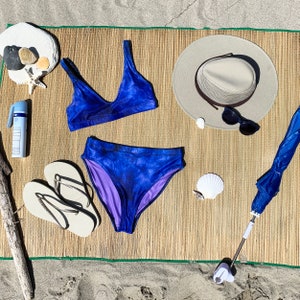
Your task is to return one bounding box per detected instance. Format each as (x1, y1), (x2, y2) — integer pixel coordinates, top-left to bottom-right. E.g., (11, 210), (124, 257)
(0, 256), (300, 269)
(5, 23), (300, 32)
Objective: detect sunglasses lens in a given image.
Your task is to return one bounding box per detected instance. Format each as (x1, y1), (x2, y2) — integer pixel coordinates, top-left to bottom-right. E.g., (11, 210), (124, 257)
(240, 121), (260, 135)
(222, 107), (260, 135)
(222, 107), (240, 125)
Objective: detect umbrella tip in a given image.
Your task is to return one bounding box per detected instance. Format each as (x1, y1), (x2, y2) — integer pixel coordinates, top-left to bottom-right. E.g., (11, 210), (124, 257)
(213, 257), (236, 284)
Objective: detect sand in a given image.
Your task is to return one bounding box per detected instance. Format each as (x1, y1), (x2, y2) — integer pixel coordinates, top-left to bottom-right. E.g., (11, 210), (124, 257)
(0, 1), (299, 299)
(0, 259), (299, 299)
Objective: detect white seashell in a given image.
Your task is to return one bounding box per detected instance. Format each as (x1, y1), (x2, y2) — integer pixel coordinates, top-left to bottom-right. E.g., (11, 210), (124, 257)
(194, 173), (224, 200)
(0, 22), (59, 94)
(196, 117), (205, 129)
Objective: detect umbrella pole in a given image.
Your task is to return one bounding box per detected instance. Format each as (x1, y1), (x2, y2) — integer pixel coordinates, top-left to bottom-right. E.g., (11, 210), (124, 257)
(213, 215), (257, 284)
(0, 152), (34, 299)
(230, 215), (256, 268)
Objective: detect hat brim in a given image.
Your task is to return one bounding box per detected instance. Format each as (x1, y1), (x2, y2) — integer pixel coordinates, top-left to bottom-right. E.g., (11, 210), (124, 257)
(172, 35), (278, 130)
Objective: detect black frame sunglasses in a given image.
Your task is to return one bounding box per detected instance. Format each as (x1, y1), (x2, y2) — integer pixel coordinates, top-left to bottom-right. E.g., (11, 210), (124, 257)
(222, 106), (260, 135)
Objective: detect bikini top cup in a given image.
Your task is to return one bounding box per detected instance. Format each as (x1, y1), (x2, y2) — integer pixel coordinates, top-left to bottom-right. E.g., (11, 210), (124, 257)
(60, 40), (158, 131)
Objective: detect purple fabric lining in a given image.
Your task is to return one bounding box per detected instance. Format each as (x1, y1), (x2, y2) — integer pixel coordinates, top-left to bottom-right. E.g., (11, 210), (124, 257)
(137, 170), (176, 215)
(84, 159), (122, 229)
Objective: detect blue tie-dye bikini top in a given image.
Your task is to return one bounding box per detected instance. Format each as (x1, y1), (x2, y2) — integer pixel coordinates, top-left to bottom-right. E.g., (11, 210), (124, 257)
(60, 40), (158, 131)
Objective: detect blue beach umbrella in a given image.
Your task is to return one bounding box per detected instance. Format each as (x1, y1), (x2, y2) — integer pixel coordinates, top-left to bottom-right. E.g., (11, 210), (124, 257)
(213, 106), (300, 284)
(251, 106), (300, 214)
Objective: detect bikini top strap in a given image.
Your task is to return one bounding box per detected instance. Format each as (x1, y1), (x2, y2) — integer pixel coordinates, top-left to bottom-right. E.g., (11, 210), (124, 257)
(123, 40), (137, 72)
(60, 57), (84, 83)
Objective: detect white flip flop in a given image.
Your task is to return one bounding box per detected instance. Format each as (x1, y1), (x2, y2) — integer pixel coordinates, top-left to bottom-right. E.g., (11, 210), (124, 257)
(23, 181), (95, 237)
(44, 160), (100, 229)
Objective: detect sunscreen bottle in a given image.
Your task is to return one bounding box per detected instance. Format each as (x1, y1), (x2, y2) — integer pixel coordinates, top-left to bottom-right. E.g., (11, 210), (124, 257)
(7, 100), (28, 158)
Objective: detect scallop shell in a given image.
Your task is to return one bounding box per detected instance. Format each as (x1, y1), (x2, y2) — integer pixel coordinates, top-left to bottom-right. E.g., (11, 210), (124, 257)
(195, 173), (224, 200)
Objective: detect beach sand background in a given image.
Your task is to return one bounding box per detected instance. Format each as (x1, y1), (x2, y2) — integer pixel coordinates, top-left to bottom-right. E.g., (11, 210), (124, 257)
(0, 1), (299, 299)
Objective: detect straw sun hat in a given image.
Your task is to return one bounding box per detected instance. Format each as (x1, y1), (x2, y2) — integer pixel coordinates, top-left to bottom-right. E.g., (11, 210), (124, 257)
(172, 35), (278, 130)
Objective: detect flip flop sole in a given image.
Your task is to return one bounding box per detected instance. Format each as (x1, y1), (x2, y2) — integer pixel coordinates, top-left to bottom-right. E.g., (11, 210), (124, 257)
(23, 181), (95, 237)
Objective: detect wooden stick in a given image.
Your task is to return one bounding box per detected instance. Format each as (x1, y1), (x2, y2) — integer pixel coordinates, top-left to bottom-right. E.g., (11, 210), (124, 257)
(0, 152), (34, 299)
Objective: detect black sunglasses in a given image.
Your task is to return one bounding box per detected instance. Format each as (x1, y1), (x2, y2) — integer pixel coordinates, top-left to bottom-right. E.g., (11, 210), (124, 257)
(222, 106), (260, 135)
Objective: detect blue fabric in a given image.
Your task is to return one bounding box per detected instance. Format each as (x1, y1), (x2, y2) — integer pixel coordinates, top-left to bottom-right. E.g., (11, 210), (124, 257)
(81, 136), (185, 234)
(251, 106), (300, 215)
(60, 40), (158, 131)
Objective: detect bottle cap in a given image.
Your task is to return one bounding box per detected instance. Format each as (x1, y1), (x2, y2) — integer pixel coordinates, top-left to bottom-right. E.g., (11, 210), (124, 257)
(7, 100), (28, 128)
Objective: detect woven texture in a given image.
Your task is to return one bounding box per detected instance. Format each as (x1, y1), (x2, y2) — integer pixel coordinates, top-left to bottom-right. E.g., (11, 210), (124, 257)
(0, 27), (299, 265)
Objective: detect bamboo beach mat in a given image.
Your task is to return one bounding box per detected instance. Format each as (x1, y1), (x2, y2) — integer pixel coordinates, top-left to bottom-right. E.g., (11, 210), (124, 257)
(0, 27), (299, 266)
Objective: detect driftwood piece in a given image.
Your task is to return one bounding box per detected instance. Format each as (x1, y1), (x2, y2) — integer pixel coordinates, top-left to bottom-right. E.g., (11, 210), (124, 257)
(0, 152), (34, 299)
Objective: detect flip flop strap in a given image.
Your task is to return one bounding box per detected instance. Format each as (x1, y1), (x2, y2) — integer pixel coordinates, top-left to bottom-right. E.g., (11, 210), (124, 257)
(36, 192), (78, 229)
(53, 174), (93, 208)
